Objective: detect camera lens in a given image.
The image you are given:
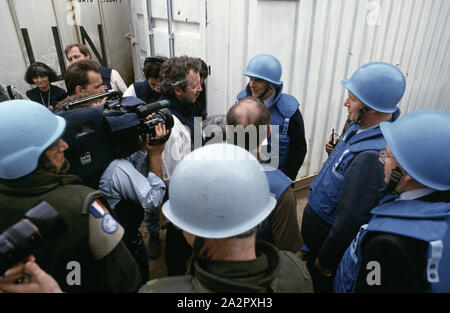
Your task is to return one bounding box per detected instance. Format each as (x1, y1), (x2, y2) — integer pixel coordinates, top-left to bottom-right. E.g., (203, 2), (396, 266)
(0, 202), (67, 275)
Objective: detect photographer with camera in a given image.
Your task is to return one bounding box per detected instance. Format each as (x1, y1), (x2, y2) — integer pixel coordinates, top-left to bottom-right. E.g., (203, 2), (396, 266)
(0, 100), (143, 292)
(98, 115), (168, 280)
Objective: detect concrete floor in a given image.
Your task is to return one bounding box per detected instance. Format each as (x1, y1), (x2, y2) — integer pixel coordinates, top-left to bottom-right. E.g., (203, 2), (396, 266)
(141, 187), (310, 280)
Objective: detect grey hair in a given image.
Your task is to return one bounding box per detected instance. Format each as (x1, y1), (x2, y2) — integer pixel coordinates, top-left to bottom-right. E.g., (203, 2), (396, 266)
(159, 56), (201, 98)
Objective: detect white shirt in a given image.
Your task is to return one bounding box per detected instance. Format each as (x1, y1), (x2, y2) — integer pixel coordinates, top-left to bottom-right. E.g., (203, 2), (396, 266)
(123, 84), (137, 98)
(397, 187), (436, 201)
(161, 115), (192, 183)
(110, 69), (127, 94)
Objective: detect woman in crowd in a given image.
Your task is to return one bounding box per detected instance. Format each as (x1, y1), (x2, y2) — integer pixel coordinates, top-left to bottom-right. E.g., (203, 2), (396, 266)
(24, 62), (67, 111)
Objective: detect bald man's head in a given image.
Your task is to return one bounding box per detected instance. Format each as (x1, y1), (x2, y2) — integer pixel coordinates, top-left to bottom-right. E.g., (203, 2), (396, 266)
(226, 96), (271, 151)
(227, 96), (270, 128)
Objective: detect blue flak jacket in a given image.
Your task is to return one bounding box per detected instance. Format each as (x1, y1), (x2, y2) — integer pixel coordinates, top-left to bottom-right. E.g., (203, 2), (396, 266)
(334, 196), (450, 293)
(237, 83), (299, 170)
(307, 123), (387, 225)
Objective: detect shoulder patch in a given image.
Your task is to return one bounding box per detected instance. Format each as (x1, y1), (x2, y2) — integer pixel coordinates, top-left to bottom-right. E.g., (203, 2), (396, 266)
(89, 199), (119, 234)
(102, 213), (119, 234)
(90, 199), (107, 218)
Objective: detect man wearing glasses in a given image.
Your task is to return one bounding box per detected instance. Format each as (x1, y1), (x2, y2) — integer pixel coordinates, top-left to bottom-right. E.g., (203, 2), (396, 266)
(300, 62), (406, 292)
(334, 110), (450, 292)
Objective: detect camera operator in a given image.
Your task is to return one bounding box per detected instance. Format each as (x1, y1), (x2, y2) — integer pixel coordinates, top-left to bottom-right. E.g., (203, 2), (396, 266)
(0, 100), (143, 292)
(98, 117), (168, 281)
(64, 59), (106, 97)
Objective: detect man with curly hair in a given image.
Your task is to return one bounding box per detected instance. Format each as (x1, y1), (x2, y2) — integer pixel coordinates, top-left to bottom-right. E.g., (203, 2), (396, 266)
(159, 56), (203, 276)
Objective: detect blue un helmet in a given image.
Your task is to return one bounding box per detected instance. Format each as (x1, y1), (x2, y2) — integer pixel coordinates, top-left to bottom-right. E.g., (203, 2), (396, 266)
(341, 62), (406, 113)
(0, 100), (67, 180)
(243, 54), (282, 86)
(163, 143), (277, 239)
(380, 110), (450, 191)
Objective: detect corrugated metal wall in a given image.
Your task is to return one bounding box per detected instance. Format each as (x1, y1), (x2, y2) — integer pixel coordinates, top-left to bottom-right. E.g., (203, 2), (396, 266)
(0, 0), (133, 92)
(212, 0), (450, 179)
(136, 0), (449, 180)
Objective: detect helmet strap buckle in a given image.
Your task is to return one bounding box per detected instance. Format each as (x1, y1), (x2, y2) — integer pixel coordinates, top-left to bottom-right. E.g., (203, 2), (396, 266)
(356, 106), (370, 125)
(383, 166), (403, 196)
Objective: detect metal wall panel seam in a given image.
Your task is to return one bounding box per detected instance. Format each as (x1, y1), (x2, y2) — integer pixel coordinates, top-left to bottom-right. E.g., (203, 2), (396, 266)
(6, 0), (28, 67)
(147, 0), (155, 56)
(400, 0), (426, 114)
(403, 1), (435, 113)
(417, 0), (449, 111)
(287, 0), (300, 94)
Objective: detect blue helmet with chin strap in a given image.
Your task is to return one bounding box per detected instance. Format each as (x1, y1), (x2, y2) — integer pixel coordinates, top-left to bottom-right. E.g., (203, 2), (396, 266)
(243, 54), (282, 86)
(342, 62), (406, 113)
(380, 110), (450, 191)
(0, 100), (66, 180)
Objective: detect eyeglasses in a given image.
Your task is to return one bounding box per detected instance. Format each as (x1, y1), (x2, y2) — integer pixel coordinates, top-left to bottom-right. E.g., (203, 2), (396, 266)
(378, 149), (394, 164)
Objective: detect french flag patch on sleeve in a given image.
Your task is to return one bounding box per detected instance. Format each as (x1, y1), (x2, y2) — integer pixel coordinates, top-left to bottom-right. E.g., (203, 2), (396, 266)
(90, 199), (106, 218)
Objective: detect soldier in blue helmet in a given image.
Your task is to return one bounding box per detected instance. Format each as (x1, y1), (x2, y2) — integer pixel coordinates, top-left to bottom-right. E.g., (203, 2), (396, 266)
(300, 62), (406, 292)
(236, 54), (307, 181)
(0, 100), (143, 292)
(334, 110), (450, 292)
(0, 144), (314, 293)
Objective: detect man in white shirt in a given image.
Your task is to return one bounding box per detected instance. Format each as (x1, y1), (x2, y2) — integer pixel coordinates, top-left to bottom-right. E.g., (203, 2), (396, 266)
(158, 56), (203, 275)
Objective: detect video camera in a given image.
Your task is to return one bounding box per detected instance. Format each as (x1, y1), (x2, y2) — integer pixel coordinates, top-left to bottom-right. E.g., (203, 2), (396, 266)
(57, 90), (174, 188)
(0, 201), (68, 275)
(61, 90), (174, 144)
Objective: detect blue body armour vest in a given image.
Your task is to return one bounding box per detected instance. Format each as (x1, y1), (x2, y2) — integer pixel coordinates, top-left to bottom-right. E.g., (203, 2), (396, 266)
(236, 84), (299, 170)
(307, 123), (387, 225)
(256, 166), (293, 243)
(133, 81), (160, 104)
(334, 196), (450, 293)
(101, 66), (112, 91)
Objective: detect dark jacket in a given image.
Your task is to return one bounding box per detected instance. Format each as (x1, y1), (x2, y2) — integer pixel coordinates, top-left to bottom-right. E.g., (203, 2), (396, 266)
(139, 241), (313, 293)
(0, 173), (143, 292)
(26, 85), (67, 111)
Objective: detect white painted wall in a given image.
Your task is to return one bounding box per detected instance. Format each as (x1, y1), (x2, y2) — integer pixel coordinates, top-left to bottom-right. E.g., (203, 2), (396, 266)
(0, 0), (133, 92)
